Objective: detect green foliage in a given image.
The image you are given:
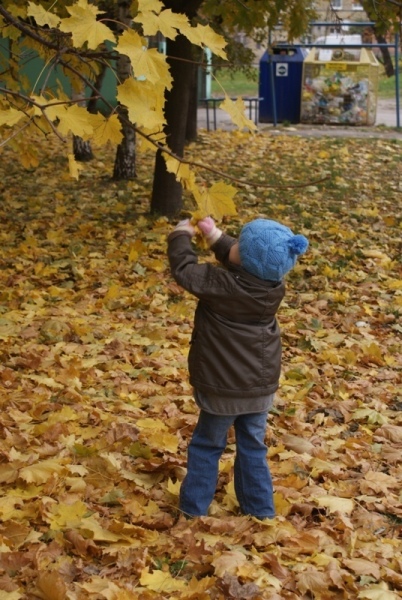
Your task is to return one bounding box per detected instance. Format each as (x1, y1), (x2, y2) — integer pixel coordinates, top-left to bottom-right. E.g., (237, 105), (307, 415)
(360, 0), (402, 34)
(202, 0), (317, 42)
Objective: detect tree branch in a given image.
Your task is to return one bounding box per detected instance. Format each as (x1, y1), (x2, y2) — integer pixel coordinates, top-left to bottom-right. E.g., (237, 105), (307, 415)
(1, 83), (328, 190)
(0, 5), (116, 59)
(138, 128), (330, 190)
(0, 3), (328, 191)
(0, 5), (61, 49)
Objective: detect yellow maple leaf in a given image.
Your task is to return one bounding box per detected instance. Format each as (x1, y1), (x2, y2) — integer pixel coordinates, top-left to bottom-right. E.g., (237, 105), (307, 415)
(144, 431), (178, 453)
(296, 568), (330, 596)
(164, 156), (196, 190)
(117, 78), (166, 130)
(212, 551), (247, 577)
(221, 480), (239, 512)
(80, 578), (143, 599)
(138, 0), (163, 11)
(20, 145), (40, 169)
(103, 284), (121, 301)
(31, 96), (70, 126)
(315, 496), (354, 515)
(310, 458), (342, 477)
(0, 591), (23, 600)
(27, 2), (60, 28)
(274, 491), (293, 516)
(167, 478), (181, 496)
(29, 94), (49, 118)
(137, 126), (166, 151)
(353, 408), (387, 425)
(59, 0), (115, 49)
(0, 497), (23, 521)
(128, 239), (147, 263)
(0, 464), (18, 485)
(19, 459), (67, 484)
(344, 558), (381, 579)
(358, 583), (400, 600)
(68, 153), (85, 180)
(55, 104), (94, 137)
(116, 30), (172, 89)
(184, 576), (217, 596)
(144, 258), (166, 272)
(90, 113), (123, 146)
(362, 342), (384, 364)
(388, 278), (402, 290)
(237, 563), (282, 591)
(79, 517), (124, 542)
(220, 96), (257, 132)
(27, 374), (64, 389)
(192, 181), (238, 220)
(135, 5), (190, 39)
(80, 577), (122, 596)
(46, 500), (88, 530)
(136, 417), (168, 431)
(0, 108), (24, 127)
(185, 23), (227, 59)
(140, 568), (187, 592)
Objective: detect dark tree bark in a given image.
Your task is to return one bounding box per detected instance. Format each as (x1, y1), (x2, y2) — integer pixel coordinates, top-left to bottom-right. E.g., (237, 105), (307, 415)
(113, 104), (136, 180)
(360, 14), (395, 78)
(150, 34), (195, 216)
(73, 136), (94, 161)
(375, 32), (395, 77)
(150, 0), (203, 217)
(185, 60), (199, 143)
(113, 0), (137, 180)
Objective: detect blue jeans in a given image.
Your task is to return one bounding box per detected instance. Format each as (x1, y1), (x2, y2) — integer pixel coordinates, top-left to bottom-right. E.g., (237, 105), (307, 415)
(179, 409), (275, 519)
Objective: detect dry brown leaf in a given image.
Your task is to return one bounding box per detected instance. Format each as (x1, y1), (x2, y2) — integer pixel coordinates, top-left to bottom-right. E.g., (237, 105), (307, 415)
(295, 567), (331, 595)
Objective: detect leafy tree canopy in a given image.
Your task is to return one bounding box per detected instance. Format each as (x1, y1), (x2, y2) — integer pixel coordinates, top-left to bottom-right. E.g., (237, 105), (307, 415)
(0, 0), (324, 213)
(1, 0), (399, 216)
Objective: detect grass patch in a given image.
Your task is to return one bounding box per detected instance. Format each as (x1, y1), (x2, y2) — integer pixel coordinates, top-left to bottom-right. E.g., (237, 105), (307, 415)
(211, 67), (258, 97)
(210, 64), (401, 100)
(378, 72), (401, 98)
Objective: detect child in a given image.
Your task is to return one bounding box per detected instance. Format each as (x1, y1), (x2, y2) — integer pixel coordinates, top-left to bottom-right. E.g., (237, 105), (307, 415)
(167, 217), (308, 519)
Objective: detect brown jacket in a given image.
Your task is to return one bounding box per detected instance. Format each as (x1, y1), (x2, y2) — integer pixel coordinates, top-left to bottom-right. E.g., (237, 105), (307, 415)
(167, 231), (286, 398)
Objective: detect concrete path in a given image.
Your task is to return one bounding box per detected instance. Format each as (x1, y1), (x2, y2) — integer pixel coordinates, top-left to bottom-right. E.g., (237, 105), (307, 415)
(197, 97), (402, 140)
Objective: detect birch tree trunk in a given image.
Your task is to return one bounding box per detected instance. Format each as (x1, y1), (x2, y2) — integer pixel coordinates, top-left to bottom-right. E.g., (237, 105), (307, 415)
(112, 0), (136, 180)
(72, 88), (94, 161)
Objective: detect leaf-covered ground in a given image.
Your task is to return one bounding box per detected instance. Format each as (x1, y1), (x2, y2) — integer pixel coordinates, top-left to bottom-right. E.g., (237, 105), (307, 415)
(0, 129), (401, 600)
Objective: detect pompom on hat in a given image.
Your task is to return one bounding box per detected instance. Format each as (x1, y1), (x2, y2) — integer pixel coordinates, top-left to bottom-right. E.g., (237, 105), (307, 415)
(239, 219), (309, 281)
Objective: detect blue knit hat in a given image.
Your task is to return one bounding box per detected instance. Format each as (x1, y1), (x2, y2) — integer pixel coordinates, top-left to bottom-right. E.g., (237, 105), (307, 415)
(239, 219), (309, 281)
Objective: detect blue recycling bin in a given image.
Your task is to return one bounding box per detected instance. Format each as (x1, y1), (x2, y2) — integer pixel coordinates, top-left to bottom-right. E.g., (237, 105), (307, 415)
(259, 46), (307, 123)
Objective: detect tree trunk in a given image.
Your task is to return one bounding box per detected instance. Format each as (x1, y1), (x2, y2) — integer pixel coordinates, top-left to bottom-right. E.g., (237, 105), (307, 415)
(360, 13), (395, 77)
(113, 0), (136, 180)
(375, 32), (394, 77)
(150, 0), (203, 217)
(112, 51), (136, 180)
(186, 61), (199, 143)
(73, 136), (94, 161)
(73, 44), (109, 161)
(113, 107), (136, 180)
(151, 35), (195, 216)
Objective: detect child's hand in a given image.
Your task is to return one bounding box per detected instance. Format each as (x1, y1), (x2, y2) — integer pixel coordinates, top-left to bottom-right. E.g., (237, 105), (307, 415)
(174, 219), (195, 236)
(197, 217), (222, 246)
(197, 216), (215, 235)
